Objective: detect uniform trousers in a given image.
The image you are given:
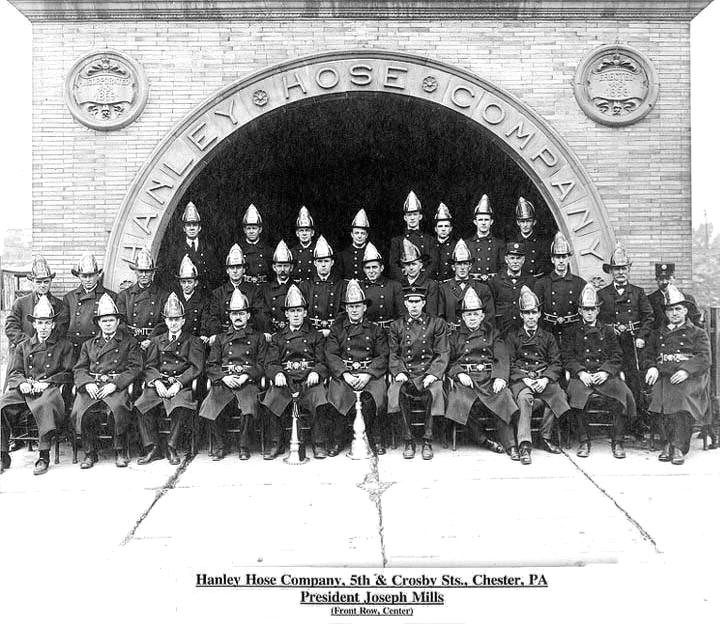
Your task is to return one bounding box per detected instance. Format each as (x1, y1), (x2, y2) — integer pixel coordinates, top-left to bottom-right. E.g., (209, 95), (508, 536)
(329, 392), (381, 444)
(514, 388), (556, 445)
(1, 405), (52, 451)
(466, 400), (514, 449)
(574, 397), (627, 443)
(264, 403), (330, 448)
(137, 405), (191, 450)
(398, 382), (436, 442)
(660, 411), (693, 455)
(211, 407), (253, 451)
(81, 409), (124, 453)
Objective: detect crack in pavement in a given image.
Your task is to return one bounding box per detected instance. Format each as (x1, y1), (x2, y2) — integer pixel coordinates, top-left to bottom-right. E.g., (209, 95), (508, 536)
(119, 454), (194, 547)
(357, 453), (394, 568)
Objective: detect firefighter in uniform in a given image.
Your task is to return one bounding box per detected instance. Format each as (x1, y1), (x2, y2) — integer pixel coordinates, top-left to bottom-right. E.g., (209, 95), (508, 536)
(505, 286), (568, 464)
(446, 288), (517, 456)
(325, 280), (389, 456)
(239, 204), (273, 284)
(261, 285), (330, 459)
(397, 238), (439, 316)
(562, 284), (636, 459)
(388, 191), (438, 281)
(643, 285), (711, 465)
(173, 255), (212, 342)
(116, 248), (169, 350)
(0, 296), (74, 475)
(515, 197), (551, 278)
(337, 209), (371, 281)
(71, 294), (142, 469)
(648, 262), (702, 329)
(291, 206), (317, 282)
(489, 241), (535, 336)
(438, 239), (495, 332)
(361, 243), (404, 332)
(200, 289), (267, 460)
(533, 231), (586, 349)
(387, 285), (449, 460)
(433, 202), (458, 282)
(257, 240), (296, 340)
(465, 195), (505, 283)
(62, 254), (116, 362)
(134, 293), (205, 465)
(300, 235), (346, 338)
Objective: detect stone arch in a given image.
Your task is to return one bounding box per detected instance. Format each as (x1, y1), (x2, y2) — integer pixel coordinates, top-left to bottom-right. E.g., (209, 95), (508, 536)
(106, 49), (614, 289)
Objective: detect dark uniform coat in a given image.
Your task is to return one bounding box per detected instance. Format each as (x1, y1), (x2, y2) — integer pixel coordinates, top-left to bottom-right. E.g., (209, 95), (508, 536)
(387, 313), (449, 415)
(239, 239), (273, 284)
(398, 273), (439, 317)
(171, 287), (212, 337)
(116, 283), (169, 341)
(256, 279), (296, 334)
(533, 271), (586, 346)
(261, 322), (328, 418)
(642, 320), (710, 423)
(363, 277), (403, 329)
(300, 276), (346, 333)
(290, 241), (316, 282)
(648, 289), (702, 329)
(336, 243), (368, 281)
(434, 237), (458, 282)
(465, 234), (505, 281)
(207, 282), (259, 335)
(166, 238), (220, 290)
(325, 317), (389, 416)
(388, 230), (439, 281)
(63, 285), (117, 359)
(6, 292), (68, 350)
(518, 231), (551, 278)
(438, 279), (495, 331)
(135, 331), (205, 416)
(70, 329), (143, 434)
(505, 326), (570, 417)
(445, 322), (518, 425)
(561, 321), (636, 418)
(0, 332), (74, 440)
(488, 272), (536, 335)
(199, 326), (267, 420)
(597, 283), (654, 342)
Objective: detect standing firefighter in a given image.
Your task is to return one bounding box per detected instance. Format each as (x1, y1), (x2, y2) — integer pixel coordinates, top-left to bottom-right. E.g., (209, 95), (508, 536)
(433, 202), (458, 282)
(300, 235), (346, 338)
(291, 206), (317, 282)
(173, 255), (212, 342)
(396, 238), (440, 316)
(465, 195), (505, 283)
(337, 209), (371, 281)
(361, 243), (403, 332)
(388, 191), (438, 281)
(257, 240), (296, 339)
(488, 241), (535, 336)
(648, 262), (702, 329)
(514, 197), (551, 278)
(239, 204), (273, 285)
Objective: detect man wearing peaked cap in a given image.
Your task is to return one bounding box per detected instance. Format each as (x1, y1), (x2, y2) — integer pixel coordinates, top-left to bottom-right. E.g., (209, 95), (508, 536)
(240, 204), (274, 284)
(134, 293), (205, 466)
(71, 293), (143, 469)
(299, 235), (346, 338)
(172, 255), (212, 342)
(63, 253), (118, 362)
(291, 206), (317, 282)
(465, 194), (506, 283)
(488, 241), (535, 336)
(505, 286), (569, 464)
(256, 240), (297, 339)
(445, 287), (518, 456)
(361, 243), (404, 331)
(116, 248), (170, 350)
(261, 284), (331, 460)
(648, 262), (703, 330)
(438, 239), (495, 332)
(337, 208), (372, 280)
(642, 285), (712, 463)
(433, 202), (458, 282)
(0, 295), (74, 475)
(387, 282), (450, 460)
(515, 197), (552, 278)
(561, 283), (637, 459)
(325, 279), (389, 456)
(396, 238), (440, 316)
(388, 191), (439, 281)
(200, 289), (267, 460)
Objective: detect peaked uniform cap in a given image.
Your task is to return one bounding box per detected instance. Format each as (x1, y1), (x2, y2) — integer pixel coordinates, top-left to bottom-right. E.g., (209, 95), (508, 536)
(162, 292), (185, 318)
(550, 231), (572, 256)
(518, 285), (540, 311)
(351, 209), (370, 229)
(273, 240), (293, 264)
(342, 279), (370, 306)
(71, 253), (101, 277)
(242, 204), (263, 226)
(129, 248), (156, 271)
(506, 241), (526, 256)
(579, 283), (601, 308)
(450, 239), (473, 264)
(227, 288), (250, 312)
(400, 238), (422, 264)
(93, 292), (124, 322)
(473, 194), (492, 216)
(663, 285), (687, 308)
(181, 201), (201, 223)
(515, 197), (536, 220)
(434, 202), (452, 222)
(295, 206), (315, 228)
(313, 235), (334, 260)
(402, 284), (427, 299)
(283, 284), (307, 309)
(28, 256), (55, 280)
(655, 262), (675, 278)
(602, 241), (632, 273)
(27, 294), (59, 322)
(225, 244), (245, 267)
(403, 191), (422, 214)
(461, 286), (484, 311)
(362, 242), (383, 264)
(177, 255), (199, 279)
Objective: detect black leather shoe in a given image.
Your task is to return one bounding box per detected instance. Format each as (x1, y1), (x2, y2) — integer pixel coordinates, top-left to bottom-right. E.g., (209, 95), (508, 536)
(211, 448), (226, 461)
(374, 440), (386, 455)
(611, 441), (626, 459)
(263, 443), (281, 460)
(483, 439), (505, 454)
(313, 445), (328, 459)
(137, 445), (162, 465)
(80, 453), (97, 469)
(671, 447), (685, 465)
(1, 451), (10, 470)
(33, 457), (50, 476)
(403, 441), (415, 459)
(167, 446), (180, 465)
(115, 451), (129, 468)
(327, 443), (342, 458)
(508, 446), (520, 461)
(519, 442), (532, 465)
(238, 447), (251, 461)
(540, 437), (562, 454)
(658, 444), (672, 462)
(576, 441), (590, 458)
(421, 441), (433, 460)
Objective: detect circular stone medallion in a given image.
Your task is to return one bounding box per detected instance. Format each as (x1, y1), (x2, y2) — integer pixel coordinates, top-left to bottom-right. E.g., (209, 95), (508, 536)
(65, 50), (148, 131)
(573, 44), (658, 126)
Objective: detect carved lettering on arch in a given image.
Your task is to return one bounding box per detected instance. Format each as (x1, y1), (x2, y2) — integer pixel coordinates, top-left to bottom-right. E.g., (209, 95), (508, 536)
(145, 177), (174, 206)
(551, 179), (577, 203)
(505, 119), (535, 150)
(283, 71), (308, 99)
(565, 204), (597, 234)
(578, 236), (604, 262)
(160, 154), (194, 179)
(121, 243), (147, 265)
(131, 210), (159, 236)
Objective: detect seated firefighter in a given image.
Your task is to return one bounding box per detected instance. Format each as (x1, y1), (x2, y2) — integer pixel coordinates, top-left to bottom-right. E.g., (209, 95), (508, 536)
(387, 284), (449, 460)
(134, 293), (205, 466)
(446, 288), (517, 458)
(71, 294), (142, 469)
(325, 279), (389, 457)
(643, 285), (711, 465)
(562, 284), (636, 459)
(261, 284), (330, 460)
(0, 296), (74, 475)
(505, 286), (569, 464)
(199, 289), (267, 461)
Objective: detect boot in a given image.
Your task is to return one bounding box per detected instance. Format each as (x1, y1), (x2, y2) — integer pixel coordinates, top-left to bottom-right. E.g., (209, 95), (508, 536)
(137, 444), (162, 465)
(1, 451), (10, 470)
(658, 444), (672, 462)
(33, 450), (50, 476)
(115, 450), (129, 468)
(519, 441), (532, 465)
(576, 440), (590, 458)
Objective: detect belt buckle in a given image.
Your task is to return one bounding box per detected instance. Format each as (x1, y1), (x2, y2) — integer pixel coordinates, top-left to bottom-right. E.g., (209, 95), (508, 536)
(617, 324), (627, 333)
(556, 317), (565, 325)
(351, 362), (361, 371)
(290, 361), (301, 371)
(99, 374), (109, 383)
(166, 377), (177, 385)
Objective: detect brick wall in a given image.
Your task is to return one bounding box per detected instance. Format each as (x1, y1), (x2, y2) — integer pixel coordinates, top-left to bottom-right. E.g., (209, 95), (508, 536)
(30, 19), (691, 293)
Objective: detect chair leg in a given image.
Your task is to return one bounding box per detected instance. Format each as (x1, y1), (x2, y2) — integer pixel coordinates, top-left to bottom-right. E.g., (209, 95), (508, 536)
(54, 434), (60, 464)
(452, 423), (457, 452)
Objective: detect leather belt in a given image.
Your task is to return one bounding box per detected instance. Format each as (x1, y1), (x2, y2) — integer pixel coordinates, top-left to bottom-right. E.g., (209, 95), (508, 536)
(469, 272), (496, 281)
(159, 374), (181, 385)
(283, 360), (312, 372)
(271, 318), (287, 331)
(222, 363), (247, 374)
(448, 321), (461, 331)
(658, 353), (692, 363)
(91, 373), (118, 383)
(342, 359), (371, 371)
(460, 363), (492, 373)
(309, 317), (333, 329)
(375, 319), (393, 329)
(243, 275), (267, 284)
(544, 313), (579, 325)
(613, 321), (640, 334)
(518, 366), (547, 379)
(128, 325), (154, 337)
